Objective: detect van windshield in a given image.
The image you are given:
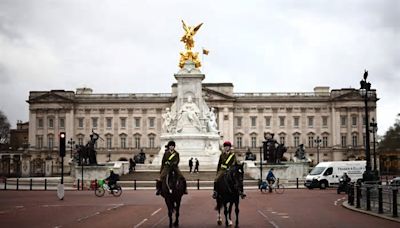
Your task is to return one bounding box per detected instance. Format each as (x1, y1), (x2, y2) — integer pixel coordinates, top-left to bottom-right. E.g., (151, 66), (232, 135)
(310, 167), (326, 175)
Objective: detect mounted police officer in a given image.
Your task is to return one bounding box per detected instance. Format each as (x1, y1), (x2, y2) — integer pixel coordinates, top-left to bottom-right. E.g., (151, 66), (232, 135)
(212, 141), (246, 199)
(156, 140), (188, 195)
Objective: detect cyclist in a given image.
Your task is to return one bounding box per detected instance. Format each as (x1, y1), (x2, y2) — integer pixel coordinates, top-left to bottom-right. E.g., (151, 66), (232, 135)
(105, 169), (119, 190)
(266, 168), (276, 188)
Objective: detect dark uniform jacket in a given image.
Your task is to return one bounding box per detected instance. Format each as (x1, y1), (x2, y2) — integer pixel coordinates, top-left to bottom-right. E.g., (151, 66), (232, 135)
(215, 151), (237, 181)
(160, 149), (183, 180)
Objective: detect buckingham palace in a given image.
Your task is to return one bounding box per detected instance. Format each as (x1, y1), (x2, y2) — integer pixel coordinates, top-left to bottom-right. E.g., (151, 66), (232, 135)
(23, 82), (377, 175)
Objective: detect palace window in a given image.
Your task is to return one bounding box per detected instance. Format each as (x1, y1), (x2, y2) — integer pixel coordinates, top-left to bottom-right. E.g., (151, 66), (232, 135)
(149, 117), (155, 128)
(308, 116), (314, 128)
(293, 134), (300, 147)
(293, 116), (299, 128)
(322, 116), (328, 128)
(279, 116), (285, 127)
(236, 136), (242, 149)
(37, 118), (43, 129)
(236, 117), (242, 128)
(322, 136), (328, 148)
(120, 118), (126, 129)
(120, 136), (126, 149)
(352, 134), (358, 147)
(134, 118), (141, 128)
(48, 118), (54, 128)
(308, 135), (314, 148)
(92, 117), (98, 128)
(352, 116), (357, 127)
(48, 135), (54, 149)
(59, 118), (65, 129)
(341, 135), (347, 148)
(36, 135), (43, 149)
(78, 118), (84, 128)
(134, 135), (141, 148)
(341, 116), (347, 127)
(106, 136), (112, 149)
(251, 136), (257, 148)
(106, 118), (112, 129)
(149, 135), (155, 148)
(265, 116), (271, 128)
(251, 116), (257, 127)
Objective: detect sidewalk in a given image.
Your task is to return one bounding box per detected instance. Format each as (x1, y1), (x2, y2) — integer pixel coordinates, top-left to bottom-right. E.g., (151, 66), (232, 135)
(342, 201), (400, 223)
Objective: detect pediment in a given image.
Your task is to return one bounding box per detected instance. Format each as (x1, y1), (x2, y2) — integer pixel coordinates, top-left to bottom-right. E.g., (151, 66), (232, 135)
(202, 87), (235, 101)
(331, 91), (362, 101)
(29, 93), (73, 103)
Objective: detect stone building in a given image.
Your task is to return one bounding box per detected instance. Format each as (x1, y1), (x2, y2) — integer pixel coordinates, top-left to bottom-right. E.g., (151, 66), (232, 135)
(22, 82), (377, 176)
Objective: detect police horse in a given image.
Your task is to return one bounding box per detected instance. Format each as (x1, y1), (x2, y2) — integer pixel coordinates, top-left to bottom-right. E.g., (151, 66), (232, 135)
(160, 166), (186, 227)
(215, 163), (244, 227)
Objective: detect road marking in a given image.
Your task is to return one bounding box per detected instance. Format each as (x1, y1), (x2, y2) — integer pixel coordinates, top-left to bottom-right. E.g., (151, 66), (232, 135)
(16, 206), (24, 209)
(334, 197), (346, 206)
(134, 218), (148, 228)
(151, 208), (162, 216)
(152, 215), (167, 227)
(258, 210), (279, 228)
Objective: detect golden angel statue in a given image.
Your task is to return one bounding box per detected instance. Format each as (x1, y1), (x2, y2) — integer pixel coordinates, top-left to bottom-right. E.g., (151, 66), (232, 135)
(179, 20), (203, 68)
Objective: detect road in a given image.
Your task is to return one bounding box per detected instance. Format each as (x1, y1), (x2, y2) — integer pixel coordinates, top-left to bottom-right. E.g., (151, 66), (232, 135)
(0, 189), (398, 227)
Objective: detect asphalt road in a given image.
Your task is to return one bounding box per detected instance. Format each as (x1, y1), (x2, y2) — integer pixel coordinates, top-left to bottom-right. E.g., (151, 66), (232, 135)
(0, 189), (398, 228)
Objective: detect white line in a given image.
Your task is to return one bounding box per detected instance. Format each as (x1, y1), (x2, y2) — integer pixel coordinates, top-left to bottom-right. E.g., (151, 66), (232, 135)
(151, 208), (162, 216)
(151, 215), (167, 227)
(257, 210), (279, 228)
(134, 218), (148, 228)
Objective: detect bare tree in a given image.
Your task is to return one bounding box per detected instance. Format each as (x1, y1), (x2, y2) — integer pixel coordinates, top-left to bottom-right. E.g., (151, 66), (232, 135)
(0, 110), (10, 144)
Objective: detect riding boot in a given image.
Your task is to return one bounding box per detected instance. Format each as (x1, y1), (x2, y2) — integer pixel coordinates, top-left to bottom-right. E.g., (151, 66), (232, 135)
(239, 186), (246, 199)
(212, 182), (217, 199)
(156, 180), (162, 195)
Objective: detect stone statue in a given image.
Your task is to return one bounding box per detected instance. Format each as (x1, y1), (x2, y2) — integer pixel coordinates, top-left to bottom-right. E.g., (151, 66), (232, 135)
(162, 107), (173, 133)
(207, 107), (218, 133)
(295, 144), (306, 160)
(275, 143), (287, 164)
(86, 130), (100, 165)
(176, 96), (202, 132)
(179, 20), (203, 68)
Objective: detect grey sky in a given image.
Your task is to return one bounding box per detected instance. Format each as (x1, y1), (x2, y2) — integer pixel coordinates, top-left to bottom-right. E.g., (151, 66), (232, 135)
(0, 0), (399, 136)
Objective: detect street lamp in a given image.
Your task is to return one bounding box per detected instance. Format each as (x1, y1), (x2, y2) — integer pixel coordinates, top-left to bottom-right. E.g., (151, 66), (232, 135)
(370, 118), (378, 174)
(359, 70), (377, 182)
(67, 138), (75, 158)
(314, 136), (322, 164)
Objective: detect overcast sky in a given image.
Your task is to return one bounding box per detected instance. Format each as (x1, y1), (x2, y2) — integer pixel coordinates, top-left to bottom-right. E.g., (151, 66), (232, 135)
(0, 0), (399, 136)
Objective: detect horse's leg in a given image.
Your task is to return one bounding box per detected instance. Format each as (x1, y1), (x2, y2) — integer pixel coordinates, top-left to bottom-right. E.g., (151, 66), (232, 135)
(174, 198), (181, 227)
(228, 202), (233, 226)
(224, 203), (229, 227)
(235, 200), (239, 227)
(165, 199), (173, 228)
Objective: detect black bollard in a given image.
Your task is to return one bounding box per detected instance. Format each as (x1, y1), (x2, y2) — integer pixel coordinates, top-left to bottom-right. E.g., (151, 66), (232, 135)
(197, 179), (200, 190)
(366, 186), (371, 211)
(134, 179), (137, 190)
(45, 179), (47, 191)
(393, 189), (398, 218)
(348, 183), (354, 206)
(356, 184), (361, 208)
(16, 178), (19, 190)
(77, 179), (80, 190)
(378, 187), (383, 214)
(4, 178), (6, 190)
(30, 178), (33, 191)
(296, 178), (299, 189)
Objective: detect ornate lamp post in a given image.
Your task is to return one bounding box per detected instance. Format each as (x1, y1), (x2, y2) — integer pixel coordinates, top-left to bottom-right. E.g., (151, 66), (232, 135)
(370, 118), (378, 174)
(67, 138), (75, 158)
(314, 136), (322, 164)
(359, 70), (377, 182)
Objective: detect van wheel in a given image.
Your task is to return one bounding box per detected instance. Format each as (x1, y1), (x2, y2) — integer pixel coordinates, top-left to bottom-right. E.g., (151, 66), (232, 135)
(319, 181), (328, 189)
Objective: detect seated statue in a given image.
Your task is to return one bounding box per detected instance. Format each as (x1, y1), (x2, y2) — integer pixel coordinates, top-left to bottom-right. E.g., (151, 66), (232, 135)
(176, 96), (202, 132)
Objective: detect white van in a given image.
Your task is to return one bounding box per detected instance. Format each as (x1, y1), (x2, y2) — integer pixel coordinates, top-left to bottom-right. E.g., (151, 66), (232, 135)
(304, 161), (366, 189)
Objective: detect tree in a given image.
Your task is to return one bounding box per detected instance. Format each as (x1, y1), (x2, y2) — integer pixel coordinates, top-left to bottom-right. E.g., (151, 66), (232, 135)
(0, 110), (11, 144)
(378, 113), (400, 150)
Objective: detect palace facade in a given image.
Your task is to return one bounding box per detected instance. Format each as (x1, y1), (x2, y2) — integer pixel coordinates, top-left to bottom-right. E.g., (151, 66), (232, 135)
(19, 83), (378, 177)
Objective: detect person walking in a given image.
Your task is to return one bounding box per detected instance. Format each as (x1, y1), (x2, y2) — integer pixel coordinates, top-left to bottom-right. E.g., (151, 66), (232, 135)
(194, 158), (199, 173)
(189, 157), (193, 173)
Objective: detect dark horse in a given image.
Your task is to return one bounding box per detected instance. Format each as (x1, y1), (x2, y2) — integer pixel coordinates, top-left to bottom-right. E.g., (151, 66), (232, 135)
(215, 163), (244, 227)
(161, 166), (185, 227)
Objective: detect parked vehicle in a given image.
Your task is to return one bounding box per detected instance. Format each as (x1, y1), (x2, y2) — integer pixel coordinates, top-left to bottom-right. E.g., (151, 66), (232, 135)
(389, 177), (400, 186)
(304, 161), (365, 189)
(95, 179), (122, 197)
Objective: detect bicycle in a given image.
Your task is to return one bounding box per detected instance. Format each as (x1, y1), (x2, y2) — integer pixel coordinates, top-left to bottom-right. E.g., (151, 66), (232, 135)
(95, 179), (122, 197)
(260, 179), (285, 194)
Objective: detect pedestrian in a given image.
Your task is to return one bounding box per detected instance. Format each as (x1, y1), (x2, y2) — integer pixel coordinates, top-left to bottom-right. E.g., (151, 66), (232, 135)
(189, 157), (193, 173)
(194, 158), (199, 173)
(129, 158), (135, 174)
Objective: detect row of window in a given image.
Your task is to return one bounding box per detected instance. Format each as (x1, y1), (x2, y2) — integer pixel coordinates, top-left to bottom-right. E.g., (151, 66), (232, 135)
(236, 116), (329, 128)
(234, 134), (329, 149)
(341, 134), (367, 148)
(35, 134), (157, 150)
(77, 117), (156, 129)
(340, 115), (366, 127)
(37, 117), (65, 129)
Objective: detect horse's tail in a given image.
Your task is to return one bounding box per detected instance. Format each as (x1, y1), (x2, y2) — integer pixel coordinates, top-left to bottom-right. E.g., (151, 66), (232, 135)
(215, 198), (222, 211)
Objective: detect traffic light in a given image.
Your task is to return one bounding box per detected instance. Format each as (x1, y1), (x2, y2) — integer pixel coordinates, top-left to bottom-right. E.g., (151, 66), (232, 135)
(59, 132), (66, 157)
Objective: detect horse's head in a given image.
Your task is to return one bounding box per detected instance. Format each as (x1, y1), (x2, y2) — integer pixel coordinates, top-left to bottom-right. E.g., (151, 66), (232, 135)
(228, 163), (244, 192)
